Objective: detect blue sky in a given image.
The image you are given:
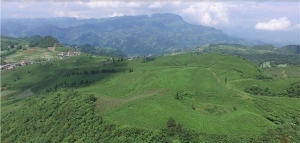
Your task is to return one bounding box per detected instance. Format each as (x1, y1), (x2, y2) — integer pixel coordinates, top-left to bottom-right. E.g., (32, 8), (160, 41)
(1, 1), (300, 45)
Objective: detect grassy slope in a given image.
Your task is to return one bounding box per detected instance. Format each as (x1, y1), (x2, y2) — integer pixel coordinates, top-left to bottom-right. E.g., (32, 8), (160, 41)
(1, 53), (300, 142)
(83, 54), (275, 137)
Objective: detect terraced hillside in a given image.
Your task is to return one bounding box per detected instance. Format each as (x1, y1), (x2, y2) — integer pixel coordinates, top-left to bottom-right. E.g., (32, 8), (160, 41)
(1, 53), (299, 142)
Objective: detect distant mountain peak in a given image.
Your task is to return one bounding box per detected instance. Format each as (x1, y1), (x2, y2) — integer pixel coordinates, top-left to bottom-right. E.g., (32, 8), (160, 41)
(1, 13), (263, 55)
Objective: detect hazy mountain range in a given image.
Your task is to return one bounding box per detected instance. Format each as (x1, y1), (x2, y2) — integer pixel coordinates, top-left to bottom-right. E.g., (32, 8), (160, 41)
(1, 13), (266, 55)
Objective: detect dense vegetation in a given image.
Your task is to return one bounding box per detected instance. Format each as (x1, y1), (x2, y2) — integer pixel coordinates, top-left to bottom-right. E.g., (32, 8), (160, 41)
(277, 45), (300, 54)
(2, 90), (262, 142)
(28, 35), (59, 48)
(244, 81), (300, 97)
(1, 53), (300, 142)
(1, 36), (28, 51)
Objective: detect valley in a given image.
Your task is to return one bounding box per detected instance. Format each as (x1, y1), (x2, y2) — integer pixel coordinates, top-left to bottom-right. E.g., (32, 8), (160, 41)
(1, 10), (300, 142)
(1, 50), (299, 142)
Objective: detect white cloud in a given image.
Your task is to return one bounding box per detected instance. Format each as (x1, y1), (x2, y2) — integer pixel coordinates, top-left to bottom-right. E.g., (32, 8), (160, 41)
(109, 12), (124, 17)
(149, 2), (161, 9)
(126, 2), (140, 8)
(292, 23), (300, 29)
(54, 11), (65, 17)
(86, 1), (123, 9)
(181, 2), (229, 26)
(255, 17), (291, 31)
(1, 1), (299, 31)
(201, 13), (212, 25)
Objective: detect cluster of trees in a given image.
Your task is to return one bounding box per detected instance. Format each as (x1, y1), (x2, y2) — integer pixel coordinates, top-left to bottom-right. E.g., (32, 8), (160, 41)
(0, 37), (21, 51)
(141, 56), (155, 63)
(0, 49), (17, 57)
(1, 83), (12, 91)
(175, 91), (194, 100)
(286, 81), (300, 97)
(66, 69), (118, 77)
(29, 36), (58, 48)
(244, 81), (300, 97)
(13, 76), (21, 82)
(255, 74), (273, 80)
(45, 80), (92, 93)
(244, 85), (272, 96)
(34, 58), (47, 62)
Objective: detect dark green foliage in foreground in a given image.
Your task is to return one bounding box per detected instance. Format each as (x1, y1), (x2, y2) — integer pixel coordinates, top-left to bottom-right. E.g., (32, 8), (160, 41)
(2, 90), (276, 143)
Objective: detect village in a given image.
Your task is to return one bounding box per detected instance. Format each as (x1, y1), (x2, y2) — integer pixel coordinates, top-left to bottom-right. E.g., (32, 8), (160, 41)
(0, 50), (81, 71)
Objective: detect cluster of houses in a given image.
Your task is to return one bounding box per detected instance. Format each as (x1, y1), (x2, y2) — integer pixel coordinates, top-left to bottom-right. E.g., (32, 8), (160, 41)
(58, 50), (81, 58)
(0, 50), (81, 71)
(0, 64), (12, 70)
(0, 60), (35, 70)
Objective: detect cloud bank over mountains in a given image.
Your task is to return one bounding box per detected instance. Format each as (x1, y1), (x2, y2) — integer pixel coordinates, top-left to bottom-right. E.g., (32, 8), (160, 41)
(2, 1), (299, 29)
(1, 1), (299, 45)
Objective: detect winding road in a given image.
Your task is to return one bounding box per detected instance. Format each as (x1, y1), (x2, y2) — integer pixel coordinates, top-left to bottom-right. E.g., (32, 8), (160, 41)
(281, 68), (287, 78)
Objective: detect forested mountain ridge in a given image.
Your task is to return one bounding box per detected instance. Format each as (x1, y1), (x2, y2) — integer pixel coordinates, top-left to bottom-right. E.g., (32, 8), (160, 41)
(1, 13), (263, 55)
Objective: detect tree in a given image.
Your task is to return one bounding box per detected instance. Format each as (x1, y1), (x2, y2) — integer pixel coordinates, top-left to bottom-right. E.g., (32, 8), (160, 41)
(17, 45), (22, 49)
(191, 105), (195, 110)
(286, 82), (300, 97)
(87, 94), (97, 102)
(167, 117), (177, 128)
(264, 87), (269, 92)
(175, 92), (180, 100)
(37, 36), (59, 48)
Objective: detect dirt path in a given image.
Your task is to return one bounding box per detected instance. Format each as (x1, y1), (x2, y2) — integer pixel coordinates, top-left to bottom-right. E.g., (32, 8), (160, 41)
(281, 68), (287, 78)
(57, 68), (72, 81)
(226, 79), (254, 101)
(96, 90), (168, 113)
(207, 57), (227, 68)
(207, 68), (223, 86)
(227, 78), (253, 83)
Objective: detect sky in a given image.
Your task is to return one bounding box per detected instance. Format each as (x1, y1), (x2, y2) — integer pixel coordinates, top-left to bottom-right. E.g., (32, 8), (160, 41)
(1, 0), (300, 45)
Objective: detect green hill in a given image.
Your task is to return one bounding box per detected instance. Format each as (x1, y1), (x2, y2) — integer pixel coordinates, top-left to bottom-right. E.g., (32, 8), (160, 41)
(197, 44), (300, 67)
(251, 44), (277, 50)
(28, 35), (59, 48)
(277, 45), (300, 54)
(1, 53), (300, 142)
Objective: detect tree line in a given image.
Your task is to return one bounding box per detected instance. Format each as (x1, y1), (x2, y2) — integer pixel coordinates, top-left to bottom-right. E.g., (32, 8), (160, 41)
(45, 80), (92, 93)
(65, 69), (118, 77)
(244, 81), (300, 97)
